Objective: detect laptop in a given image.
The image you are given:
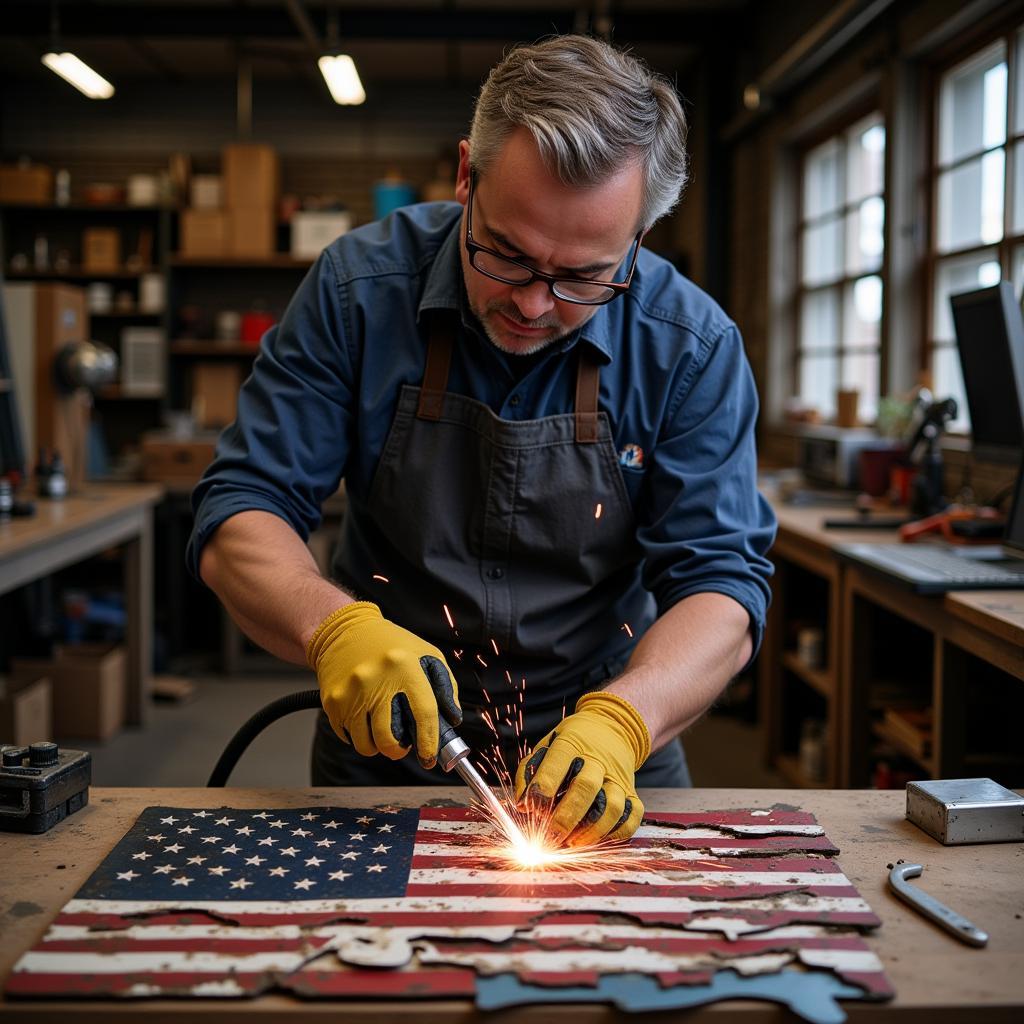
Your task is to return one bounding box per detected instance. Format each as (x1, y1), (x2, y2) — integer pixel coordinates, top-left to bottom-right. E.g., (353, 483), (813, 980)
(836, 460), (1024, 594)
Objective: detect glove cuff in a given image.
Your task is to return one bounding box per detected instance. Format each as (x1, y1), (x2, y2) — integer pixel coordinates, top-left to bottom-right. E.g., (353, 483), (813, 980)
(576, 690), (651, 769)
(306, 601), (381, 669)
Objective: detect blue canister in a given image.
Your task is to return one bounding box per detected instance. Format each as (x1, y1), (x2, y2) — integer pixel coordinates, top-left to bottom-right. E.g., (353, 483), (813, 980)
(373, 177), (418, 220)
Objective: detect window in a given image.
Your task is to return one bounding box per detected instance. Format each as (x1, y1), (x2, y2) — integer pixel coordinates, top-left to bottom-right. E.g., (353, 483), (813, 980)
(928, 31), (1023, 431)
(796, 113), (886, 421)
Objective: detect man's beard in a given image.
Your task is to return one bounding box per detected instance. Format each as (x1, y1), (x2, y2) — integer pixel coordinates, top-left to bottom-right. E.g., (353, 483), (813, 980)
(475, 300), (570, 356)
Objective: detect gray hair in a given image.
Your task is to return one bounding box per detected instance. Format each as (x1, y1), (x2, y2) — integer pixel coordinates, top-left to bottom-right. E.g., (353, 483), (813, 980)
(468, 35), (688, 229)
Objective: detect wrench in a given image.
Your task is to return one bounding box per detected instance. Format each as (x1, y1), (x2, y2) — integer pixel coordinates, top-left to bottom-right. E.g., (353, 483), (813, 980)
(887, 862), (988, 947)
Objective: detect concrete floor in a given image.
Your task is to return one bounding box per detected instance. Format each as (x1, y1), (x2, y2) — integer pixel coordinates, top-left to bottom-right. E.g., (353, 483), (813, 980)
(78, 675), (785, 790)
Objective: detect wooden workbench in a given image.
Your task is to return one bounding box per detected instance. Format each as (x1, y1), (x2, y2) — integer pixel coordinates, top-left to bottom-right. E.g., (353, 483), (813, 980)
(0, 483), (164, 725)
(760, 498), (1024, 788)
(0, 787), (1021, 1021)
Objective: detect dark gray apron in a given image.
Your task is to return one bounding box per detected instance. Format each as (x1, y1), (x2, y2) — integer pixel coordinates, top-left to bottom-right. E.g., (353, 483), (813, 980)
(313, 317), (690, 788)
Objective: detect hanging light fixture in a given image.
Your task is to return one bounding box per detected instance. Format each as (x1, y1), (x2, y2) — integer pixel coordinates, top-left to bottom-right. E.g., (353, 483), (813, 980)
(319, 4), (364, 105)
(41, 3), (115, 100)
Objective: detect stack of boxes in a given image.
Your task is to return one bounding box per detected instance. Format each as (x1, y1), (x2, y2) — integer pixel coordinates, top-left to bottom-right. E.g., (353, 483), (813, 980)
(180, 143), (280, 259)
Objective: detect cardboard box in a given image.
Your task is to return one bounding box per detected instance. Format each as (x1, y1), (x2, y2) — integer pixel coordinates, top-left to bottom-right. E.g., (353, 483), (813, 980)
(222, 143), (279, 209)
(0, 675), (52, 747)
(180, 209), (227, 258)
(190, 174), (223, 210)
(227, 205), (276, 257)
(0, 163), (53, 203)
(82, 228), (121, 271)
(140, 430), (218, 485)
(291, 210), (352, 259)
(11, 645), (125, 741)
(191, 362), (243, 428)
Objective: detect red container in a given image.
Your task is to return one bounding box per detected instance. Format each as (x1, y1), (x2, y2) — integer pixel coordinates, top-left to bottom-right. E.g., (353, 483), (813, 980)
(240, 310), (276, 346)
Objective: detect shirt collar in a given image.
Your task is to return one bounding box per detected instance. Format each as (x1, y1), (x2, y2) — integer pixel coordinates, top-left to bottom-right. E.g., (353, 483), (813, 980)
(418, 212), (614, 366)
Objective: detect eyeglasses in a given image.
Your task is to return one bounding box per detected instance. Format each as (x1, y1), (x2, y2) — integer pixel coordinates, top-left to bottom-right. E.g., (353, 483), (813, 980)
(464, 171), (643, 306)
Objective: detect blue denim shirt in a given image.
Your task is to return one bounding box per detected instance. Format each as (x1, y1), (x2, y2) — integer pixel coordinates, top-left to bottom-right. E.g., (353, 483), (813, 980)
(188, 202), (776, 661)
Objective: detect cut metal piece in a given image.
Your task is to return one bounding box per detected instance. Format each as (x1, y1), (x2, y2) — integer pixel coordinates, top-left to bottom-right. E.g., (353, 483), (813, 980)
(887, 862), (988, 947)
(906, 778), (1024, 845)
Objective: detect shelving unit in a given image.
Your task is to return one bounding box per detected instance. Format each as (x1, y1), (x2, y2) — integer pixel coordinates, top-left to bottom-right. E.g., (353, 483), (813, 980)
(762, 495), (1024, 789)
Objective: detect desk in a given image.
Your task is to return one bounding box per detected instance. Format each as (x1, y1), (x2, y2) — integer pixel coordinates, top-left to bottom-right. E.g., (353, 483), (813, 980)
(0, 787), (1020, 1021)
(761, 498), (1024, 788)
(0, 484), (163, 726)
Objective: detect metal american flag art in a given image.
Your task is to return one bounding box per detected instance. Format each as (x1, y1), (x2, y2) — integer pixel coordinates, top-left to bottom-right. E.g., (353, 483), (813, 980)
(6, 804), (893, 1021)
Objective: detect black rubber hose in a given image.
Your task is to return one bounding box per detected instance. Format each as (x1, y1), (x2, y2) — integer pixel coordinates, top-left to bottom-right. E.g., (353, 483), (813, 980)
(207, 688), (322, 787)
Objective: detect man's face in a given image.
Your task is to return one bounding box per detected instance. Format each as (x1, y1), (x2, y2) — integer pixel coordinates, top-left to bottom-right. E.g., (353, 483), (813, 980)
(455, 130), (644, 357)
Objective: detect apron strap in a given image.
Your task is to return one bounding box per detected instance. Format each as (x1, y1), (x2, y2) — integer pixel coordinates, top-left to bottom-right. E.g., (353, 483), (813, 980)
(575, 346), (601, 443)
(416, 319), (454, 421)
(416, 317), (602, 443)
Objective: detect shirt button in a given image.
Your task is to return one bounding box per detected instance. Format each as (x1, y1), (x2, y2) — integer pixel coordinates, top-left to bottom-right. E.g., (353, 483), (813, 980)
(487, 567), (505, 580)
(509, 394), (521, 407)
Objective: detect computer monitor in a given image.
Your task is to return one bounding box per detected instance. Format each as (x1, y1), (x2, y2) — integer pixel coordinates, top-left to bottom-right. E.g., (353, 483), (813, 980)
(950, 280), (1024, 464)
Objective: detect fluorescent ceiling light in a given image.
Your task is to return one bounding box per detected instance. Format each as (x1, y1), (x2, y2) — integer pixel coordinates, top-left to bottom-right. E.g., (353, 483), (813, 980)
(42, 52), (115, 99)
(318, 54), (365, 106)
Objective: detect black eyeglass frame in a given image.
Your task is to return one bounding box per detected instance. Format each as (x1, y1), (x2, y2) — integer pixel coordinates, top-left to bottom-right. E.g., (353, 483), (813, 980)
(464, 171), (644, 306)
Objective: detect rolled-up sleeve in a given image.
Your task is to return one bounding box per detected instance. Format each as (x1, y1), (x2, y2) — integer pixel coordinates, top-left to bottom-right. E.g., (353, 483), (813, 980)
(637, 323), (776, 660)
(186, 248), (355, 579)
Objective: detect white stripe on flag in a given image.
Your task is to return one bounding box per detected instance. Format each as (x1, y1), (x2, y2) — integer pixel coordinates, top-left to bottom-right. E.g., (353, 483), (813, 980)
(406, 868), (852, 887)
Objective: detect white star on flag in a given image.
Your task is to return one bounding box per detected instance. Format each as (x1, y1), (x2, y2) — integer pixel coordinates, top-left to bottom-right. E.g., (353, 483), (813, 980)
(171, 876), (193, 887)
(153, 865), (174, 875)
(253, 812), (271, 820)
(356, 816), (373, 825)
(300, 813), (318, 821)
(200, 836), (221, 844)
(116, 871), (139, 881)
(372, 844), (391, 854)
(214, 817), (234, 826)
(229, 878), (252, 890)
(349, 833), (366, 841)
(291, 828), (311, 838)
(257, 837), (276, 846)
(178, 826), (196, 835)
(222, 844), (241, 855)
(245, 855), (266, 866)
(293, 878), (315, 891)
(340, 851), (359, 861)
(305, 856), (324, 867)
(328, 870), (351, 881)
(208, 866), (230, 876)
(378, 824), (394, 833)
(268, 866), (289, 877)
(186, 856), (206, 866)
(131, 852), (151, 861)
(146, 834), (165, 842)
(269, 819), (287, 828)
(163, 843), (184, 854)
(323, 820), (340, 829)
(159, 816), (179, 825)
(366, 864), (386, 873)
(315, 839), (335, 848)
(235, 826), (254, 836)
(280, 846), (299, 857)
(192, 811), (210, 818)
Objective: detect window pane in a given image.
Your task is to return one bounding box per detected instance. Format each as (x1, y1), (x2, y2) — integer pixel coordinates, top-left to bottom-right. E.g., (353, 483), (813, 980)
(800, 286), (840, 352)
(843, 275), (882, 348)
(802, 215), (843, 286)
(938, 42), (1007, 165)
(842, 350), (880, 421)
(1013, 245), (1024, 300)
(932, 344), (969, 432)
(803, 138), (842, 219)
(845, 196), (885, 274)
(932, 249), (1000, 342)
(799, 353), (838, 418)
(847, 115), (885, 202)
(1017, 28), (1024, 134)
(936, 150), (1005, 252)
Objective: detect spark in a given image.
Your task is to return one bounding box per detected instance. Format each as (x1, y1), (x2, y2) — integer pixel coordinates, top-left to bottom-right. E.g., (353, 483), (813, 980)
(443, 604), (455, 630)
(490, 637), (500, 656)
(595, 502), (603, 519)
(476, 653), (488, 668)
(371, 574), (390, 583)
(452, 649), (463, 661)
(622, 621), (634, 638)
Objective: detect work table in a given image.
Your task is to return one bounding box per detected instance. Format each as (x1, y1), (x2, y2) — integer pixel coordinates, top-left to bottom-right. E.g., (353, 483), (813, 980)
(1, 786), (1021, 1021)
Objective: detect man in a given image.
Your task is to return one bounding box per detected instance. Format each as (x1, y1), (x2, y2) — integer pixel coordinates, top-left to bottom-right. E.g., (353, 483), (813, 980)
(189, 34), (775, 847)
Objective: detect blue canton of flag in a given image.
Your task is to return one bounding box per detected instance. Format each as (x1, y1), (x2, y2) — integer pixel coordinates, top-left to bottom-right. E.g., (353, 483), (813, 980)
(76, 806), (419, 900)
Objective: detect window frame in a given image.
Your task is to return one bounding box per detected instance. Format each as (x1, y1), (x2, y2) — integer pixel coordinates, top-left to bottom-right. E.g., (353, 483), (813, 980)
(923, 21), (1024, 426)
(793, 105), (887, 420)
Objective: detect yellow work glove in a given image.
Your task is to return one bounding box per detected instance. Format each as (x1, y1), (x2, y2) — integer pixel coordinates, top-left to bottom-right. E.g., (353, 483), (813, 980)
(514, 690), (650, 846)
(306, 601), (461, 769)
